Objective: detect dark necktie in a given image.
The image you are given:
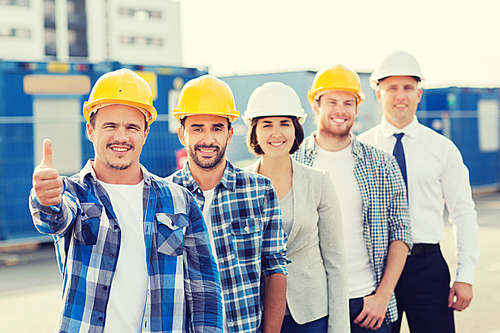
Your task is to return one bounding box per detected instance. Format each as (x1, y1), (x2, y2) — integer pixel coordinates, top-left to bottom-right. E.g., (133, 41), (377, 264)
(393, 133), (408, 191)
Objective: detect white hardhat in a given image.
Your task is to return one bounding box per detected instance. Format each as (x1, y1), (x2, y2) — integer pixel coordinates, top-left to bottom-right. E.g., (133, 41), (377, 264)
(369, 51), (424, 90)
(243, 82), (307, 126)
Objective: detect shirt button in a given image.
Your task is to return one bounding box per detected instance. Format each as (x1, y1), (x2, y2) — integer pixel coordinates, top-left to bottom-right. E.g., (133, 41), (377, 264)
(103, 286), (108, 291)
(111, 254), (116, 258)
(244, 226), (249, 232)
(98, 317), (103, 321)
(114, 225), (118, 229)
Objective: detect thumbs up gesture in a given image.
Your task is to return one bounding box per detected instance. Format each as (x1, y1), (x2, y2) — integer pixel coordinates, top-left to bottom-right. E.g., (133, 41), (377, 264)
(33, 139), (63, 206)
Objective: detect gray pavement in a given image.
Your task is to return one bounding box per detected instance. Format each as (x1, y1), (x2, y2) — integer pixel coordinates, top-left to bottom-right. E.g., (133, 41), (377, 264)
(0, 192), (499, 333)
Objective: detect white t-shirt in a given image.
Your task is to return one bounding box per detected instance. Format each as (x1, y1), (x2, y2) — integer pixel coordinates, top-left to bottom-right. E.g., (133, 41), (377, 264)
(99, 180), (148, 332)
(202, 188), (228, 333)
(313, 143), (376, 299)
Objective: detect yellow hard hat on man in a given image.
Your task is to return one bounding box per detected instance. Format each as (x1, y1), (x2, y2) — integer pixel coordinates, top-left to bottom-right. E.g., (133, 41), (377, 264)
(83, 68), (157, 126)
(308, 64), (365, 105)
(173, 75), (239, 122)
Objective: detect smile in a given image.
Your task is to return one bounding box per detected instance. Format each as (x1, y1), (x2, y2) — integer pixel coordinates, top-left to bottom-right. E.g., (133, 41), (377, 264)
(112, 147), (129, 152)
(269, 141), (286, 147)
(332, 118), (346, 123)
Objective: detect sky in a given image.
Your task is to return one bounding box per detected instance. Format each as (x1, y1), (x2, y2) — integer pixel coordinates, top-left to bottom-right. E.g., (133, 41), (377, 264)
(178, 0), (500, 88)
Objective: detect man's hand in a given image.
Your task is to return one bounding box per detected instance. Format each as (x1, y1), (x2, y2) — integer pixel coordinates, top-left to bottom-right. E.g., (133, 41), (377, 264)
(353, 294), (389, 330)
(33, 139), (63, 206)
(448, 282), (473, 311)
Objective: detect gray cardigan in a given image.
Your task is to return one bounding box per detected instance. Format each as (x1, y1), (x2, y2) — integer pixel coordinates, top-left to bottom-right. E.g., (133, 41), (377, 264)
(245, 158), (349, 333)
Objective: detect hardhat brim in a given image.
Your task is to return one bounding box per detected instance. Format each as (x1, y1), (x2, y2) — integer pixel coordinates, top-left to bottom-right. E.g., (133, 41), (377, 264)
(84, 98), (157, 125)
(308, 88), (365, 105)
(173, 110), (239, 123)
(242, 112), (307, 126)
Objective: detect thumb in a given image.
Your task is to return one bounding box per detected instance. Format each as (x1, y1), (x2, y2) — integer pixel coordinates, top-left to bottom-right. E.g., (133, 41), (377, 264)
(41, 138), (55, 168)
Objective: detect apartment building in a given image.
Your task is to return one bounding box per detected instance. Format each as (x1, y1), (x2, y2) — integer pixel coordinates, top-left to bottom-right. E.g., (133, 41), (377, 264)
(0, 0), (182, 65)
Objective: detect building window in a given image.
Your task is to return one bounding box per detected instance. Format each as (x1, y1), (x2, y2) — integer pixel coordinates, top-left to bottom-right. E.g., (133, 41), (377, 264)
(0, 27), (31, 38)
(118, 7), (162, 20)
(45, 28), (56, 56)
(0, 0), (30, 6)
(119, 36), (163, 47)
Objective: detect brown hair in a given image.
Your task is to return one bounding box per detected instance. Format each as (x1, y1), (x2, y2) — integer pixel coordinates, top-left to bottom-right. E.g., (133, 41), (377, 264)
(247, 116), (304, 155)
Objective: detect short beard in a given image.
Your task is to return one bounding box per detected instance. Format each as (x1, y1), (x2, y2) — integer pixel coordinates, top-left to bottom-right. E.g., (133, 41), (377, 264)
(188, 143), (227, 170)
(318, 125), (351, 141)
(107, 161), (133, 170)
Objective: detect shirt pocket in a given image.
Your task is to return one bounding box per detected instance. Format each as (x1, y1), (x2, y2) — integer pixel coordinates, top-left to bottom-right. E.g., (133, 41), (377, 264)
(230, 219), (263, 263)
(156, 213), (189, 257)
(74, 202), (103, 246)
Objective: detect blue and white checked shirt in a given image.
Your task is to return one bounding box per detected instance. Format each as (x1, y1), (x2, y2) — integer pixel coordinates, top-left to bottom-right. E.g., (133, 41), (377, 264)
(292, 133), (412, 323)
(29, 160), (223, 333)
(168, 161), (289, 333)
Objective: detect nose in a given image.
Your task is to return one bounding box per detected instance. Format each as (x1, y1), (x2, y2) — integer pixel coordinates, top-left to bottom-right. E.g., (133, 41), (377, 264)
(272, 125), (282, 136)
(203, 130), (216, 145)
(396, 87), (406, 100)
(113, 126), (129, 141)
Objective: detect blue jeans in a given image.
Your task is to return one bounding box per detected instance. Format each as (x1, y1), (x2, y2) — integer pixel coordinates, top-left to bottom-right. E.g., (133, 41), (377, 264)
(281, 315), (328, 333)
(350, 297), (392, 333)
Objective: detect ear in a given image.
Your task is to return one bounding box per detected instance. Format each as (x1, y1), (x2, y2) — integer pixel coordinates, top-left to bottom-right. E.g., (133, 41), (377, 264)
(417, 88), (423, 103)
(178, 126), (186, 146)
(375, 89), (382, 103)
(142, 126), (150, 145)
(312, 100), (320, 116)
(227, 126), (234, 145)
(87, 123), (94, 142)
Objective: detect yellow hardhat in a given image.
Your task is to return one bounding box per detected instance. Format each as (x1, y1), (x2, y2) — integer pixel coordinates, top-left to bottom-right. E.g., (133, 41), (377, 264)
(173, 75), (239, 122)
(308, 64), (365, 105)
(83, 68), (157, 126)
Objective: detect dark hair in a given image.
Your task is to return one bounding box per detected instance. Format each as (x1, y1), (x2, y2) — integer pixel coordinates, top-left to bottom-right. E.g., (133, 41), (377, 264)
(247, 116), (304, 155)
(179, 116), (232, 130)
(89, 109), (149, 132)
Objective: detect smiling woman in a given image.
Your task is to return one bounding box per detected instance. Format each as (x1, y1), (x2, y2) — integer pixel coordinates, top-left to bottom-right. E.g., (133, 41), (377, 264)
(243, 82), (349, 333)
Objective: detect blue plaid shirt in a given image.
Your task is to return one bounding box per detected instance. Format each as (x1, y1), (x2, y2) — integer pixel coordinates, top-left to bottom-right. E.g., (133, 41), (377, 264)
(29, 160), (223, 333)
(292, 133), (412, 323)
(168, 161), (289, 333)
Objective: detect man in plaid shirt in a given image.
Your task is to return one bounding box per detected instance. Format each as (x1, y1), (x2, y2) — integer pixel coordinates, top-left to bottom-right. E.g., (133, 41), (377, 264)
(292, 64), (412, 333)
(29, 69), (222, 333)
(167, 75), (289, 333)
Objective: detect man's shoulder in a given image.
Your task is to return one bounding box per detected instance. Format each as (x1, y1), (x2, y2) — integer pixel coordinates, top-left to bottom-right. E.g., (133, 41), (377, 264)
(165, 169), (184, 183)
(355, 137), (395, 164)
(149, 172), (194, 199)
(357, 124), (381, 143)
(231, 163), (272, 187)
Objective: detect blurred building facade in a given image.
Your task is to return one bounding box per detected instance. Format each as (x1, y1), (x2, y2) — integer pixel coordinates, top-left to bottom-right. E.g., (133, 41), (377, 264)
(0, 0), (182, 65)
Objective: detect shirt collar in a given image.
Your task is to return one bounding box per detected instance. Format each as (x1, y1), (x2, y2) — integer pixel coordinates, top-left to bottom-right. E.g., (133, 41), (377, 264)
(309, 131), (363, 159)
(79, 159), (152, 185)
(380, 116), (420, 139)
(178, 160), (236, 193)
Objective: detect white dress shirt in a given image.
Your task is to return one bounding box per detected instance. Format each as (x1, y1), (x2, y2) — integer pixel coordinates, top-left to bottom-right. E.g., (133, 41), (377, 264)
(358, 116), (480, 285)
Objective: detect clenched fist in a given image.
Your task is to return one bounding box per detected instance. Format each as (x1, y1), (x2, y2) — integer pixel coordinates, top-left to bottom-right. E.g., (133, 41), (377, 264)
(32, 139), (63, 206)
